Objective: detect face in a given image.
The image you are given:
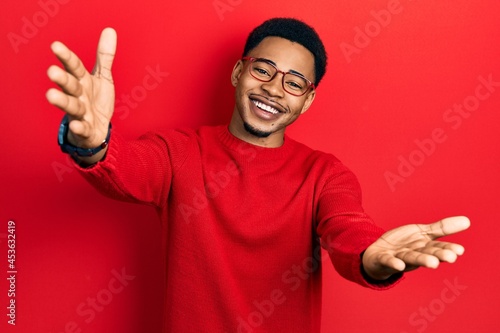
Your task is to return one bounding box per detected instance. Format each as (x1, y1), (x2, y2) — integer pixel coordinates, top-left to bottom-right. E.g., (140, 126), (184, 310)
(229, 36), (316, 147)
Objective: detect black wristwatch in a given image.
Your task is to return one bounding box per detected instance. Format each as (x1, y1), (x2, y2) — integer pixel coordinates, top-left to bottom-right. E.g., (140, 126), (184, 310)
(58, 115), (112, 157)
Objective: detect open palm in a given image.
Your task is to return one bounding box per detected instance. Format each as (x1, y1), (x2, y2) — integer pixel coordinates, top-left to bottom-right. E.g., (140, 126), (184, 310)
(46, 28), (117, 149)
(362, 216), (470, 281)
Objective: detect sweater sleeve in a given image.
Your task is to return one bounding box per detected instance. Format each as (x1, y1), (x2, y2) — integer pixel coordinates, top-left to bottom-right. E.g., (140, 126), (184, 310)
(315, 161), (403, 290)
(73, 129), (191, 209)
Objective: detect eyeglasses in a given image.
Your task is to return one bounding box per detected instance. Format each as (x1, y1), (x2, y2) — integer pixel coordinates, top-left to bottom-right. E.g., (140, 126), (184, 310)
(241, 56), (315, 96)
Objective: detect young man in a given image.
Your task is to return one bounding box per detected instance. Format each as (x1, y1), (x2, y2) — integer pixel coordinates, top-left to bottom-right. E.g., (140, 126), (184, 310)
(46, 18), (469, 332)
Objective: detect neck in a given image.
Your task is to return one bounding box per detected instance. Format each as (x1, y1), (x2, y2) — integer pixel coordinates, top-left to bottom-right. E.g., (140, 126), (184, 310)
(228, 111), (285, 148)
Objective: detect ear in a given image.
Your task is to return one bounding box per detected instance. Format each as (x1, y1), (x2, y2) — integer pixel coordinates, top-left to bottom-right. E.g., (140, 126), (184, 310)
(231, 60), (244, 87)
(300, 90), (316, 114)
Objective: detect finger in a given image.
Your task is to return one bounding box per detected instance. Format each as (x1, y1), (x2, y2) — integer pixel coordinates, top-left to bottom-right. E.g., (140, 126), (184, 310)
(415, 240), (466, 263)
(92, 27), (117, 82)
(419, 216), (471, 240)
(395, 250), (440, 269)
(68, 118), (93, 140)
(51, 41), (88, 80)
(417, 246), (459, 263)
(46, 88), (85, 117)
(47, 65), (83, 97)
(428, 241), (465, 256)
(377, 252), (406, 272)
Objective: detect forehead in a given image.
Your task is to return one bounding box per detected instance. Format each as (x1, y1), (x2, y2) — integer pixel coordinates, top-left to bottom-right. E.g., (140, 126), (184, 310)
(247, 36), (315, 79)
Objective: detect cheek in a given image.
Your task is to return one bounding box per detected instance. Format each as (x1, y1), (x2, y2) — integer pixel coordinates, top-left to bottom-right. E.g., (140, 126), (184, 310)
(234, 85), (250, 111)
(235, 84), (247, 102)
(235, 79), (257, 103)
(287, 99), (307, 115)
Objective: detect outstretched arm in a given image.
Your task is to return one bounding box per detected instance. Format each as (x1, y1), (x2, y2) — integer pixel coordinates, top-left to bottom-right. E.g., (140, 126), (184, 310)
(46, 28), (117, 165)
(362, 216), (470, 281)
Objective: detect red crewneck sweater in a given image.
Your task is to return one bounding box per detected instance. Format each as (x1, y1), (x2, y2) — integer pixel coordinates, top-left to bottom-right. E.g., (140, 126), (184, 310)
(76, 125), (400, 333)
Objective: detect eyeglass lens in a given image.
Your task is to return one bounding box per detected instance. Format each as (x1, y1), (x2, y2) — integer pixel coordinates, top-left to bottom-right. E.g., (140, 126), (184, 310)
(249, 60), (309, 95)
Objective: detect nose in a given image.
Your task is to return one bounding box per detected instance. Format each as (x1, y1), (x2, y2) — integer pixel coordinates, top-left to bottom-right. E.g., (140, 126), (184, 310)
(261, 72), (285, 97)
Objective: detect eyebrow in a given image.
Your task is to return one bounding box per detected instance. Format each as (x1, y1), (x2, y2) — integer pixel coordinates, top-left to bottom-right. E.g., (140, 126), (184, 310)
(256, 57), (308, 79)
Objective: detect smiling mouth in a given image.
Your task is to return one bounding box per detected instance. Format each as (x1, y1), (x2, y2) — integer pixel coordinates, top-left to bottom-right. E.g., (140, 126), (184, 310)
(252, 99), (280, 115)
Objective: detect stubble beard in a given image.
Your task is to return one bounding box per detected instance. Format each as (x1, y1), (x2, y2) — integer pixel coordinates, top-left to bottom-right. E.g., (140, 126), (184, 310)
(243, 121), (272, 138)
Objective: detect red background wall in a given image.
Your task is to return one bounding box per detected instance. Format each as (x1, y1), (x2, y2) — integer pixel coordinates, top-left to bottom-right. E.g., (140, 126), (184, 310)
(1, 0), (499, 332)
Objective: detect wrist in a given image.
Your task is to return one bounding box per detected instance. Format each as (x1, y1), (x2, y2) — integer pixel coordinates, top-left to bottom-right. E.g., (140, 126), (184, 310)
(58, 115), (111, 158)
(361, 250), (396, 281)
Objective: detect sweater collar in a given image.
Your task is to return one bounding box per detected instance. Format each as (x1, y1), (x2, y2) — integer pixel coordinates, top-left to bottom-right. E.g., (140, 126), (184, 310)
(217, 125), (296, 160)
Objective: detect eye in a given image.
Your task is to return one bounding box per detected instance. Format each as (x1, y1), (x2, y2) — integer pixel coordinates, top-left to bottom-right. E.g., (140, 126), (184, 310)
(252, 66), (271, 77)
(285, 80), (304, 91)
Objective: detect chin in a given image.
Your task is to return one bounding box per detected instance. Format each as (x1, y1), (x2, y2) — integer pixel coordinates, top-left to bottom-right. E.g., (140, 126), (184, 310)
(243, 122), (273, 138)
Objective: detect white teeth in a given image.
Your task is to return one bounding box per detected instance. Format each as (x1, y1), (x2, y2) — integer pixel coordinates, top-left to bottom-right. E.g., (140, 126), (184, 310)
(252, 100), (279, 114)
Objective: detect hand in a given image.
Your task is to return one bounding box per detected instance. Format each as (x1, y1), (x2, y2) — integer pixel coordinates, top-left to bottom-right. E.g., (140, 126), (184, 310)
(46, 28), (117, 153)
(362, 216), (470, 281)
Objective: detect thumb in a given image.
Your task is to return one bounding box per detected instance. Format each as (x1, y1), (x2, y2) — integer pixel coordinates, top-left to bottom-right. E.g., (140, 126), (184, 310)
(423, 216), (471, 239)
(92, 27), (117, 80)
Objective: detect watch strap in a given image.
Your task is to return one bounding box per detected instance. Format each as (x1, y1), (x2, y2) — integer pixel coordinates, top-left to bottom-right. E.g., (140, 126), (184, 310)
(58, 115), (112, 157)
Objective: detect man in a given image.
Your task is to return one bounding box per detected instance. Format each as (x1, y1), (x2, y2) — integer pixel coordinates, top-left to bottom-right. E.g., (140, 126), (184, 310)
(46, 18), (469, 332)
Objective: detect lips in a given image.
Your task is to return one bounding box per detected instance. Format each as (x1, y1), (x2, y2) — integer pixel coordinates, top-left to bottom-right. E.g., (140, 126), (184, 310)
(249, 95), (288, 115)
(252, 100), (279, 114)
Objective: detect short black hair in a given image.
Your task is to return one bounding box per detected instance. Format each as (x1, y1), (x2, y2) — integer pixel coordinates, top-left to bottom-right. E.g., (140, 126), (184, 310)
(243, 17), (328, 87)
